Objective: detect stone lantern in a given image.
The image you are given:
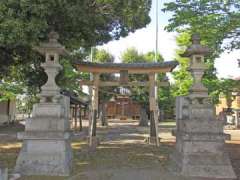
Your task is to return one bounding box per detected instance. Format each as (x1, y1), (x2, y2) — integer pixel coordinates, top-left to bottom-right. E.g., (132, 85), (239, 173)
(35, 31), (66, 102)
(15, 31), (72, 176)
(183, 34), (210, 95)
(172, 34), (236, 179)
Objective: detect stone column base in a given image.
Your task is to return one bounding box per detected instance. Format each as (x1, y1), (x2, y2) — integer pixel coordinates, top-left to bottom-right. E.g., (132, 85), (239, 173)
(88, 136), (100, 150)
(170, 150), (237, 179)
(15, 136), (72, 176)
(145, 136), (161, 145)
(0, 166), (8, 180)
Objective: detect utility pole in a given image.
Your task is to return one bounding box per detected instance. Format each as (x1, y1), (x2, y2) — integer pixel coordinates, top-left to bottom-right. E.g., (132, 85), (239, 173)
(155, 0), (159, 63)
(155, 0), (160, 147)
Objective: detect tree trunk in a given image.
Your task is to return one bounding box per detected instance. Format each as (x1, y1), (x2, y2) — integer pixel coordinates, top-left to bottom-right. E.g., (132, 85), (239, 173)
(159, 108), (164, 122)
(100, 103), (108, 126)
(92, 110), (97, 136)
(139, 107), (148, 126)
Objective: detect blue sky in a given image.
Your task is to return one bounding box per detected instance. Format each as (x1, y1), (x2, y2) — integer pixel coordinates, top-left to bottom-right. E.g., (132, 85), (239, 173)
(99, 0), (240, 79)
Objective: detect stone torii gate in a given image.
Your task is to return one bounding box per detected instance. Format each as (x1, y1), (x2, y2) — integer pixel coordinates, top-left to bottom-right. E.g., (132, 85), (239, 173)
(75, 61), (178, 147)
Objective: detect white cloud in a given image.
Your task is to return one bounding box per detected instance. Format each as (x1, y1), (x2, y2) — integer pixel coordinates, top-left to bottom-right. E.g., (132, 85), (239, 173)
(98, 26), (177, 62)
(97, 0), (240, 79)
(215, 50), (240, 79)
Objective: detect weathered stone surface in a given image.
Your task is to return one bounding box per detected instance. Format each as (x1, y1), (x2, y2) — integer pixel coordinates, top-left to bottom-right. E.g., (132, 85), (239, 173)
(15, 32), (72, 176)
(15, 139), (72, 176)
(15, 98), (73, 176)
(0, 166), (8, 180)
(172, 96), (236, 179)
(171, 34), (236, 179)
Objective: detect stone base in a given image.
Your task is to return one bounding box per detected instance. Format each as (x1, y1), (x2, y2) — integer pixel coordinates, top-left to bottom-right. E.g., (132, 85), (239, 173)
(139, 119), (148, 127)
(170, 150), (237, 179)
(88, 136), (100, 150)
(0, 166), (8, 180)
(171, 125), (236, 179)
(0, 115), (9, 124)
(145, 136), (161, 145)
(15, 139), (72, 176)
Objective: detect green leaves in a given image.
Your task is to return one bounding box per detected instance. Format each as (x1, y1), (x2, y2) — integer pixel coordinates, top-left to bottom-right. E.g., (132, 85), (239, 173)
(0, 80), (23, 101)
(121, 47), (163, 63)
(164, 1), (240, 103)
(171, 32), (192, 97)
(121, 47), (146, 63)
(91, 48), (115, 102)
(121, 47), (168, 107)
(92, 48), (114, 63)
(0, 0), (152, 104)
(163, 0), (240, 51)
(57, 58), (81, 93)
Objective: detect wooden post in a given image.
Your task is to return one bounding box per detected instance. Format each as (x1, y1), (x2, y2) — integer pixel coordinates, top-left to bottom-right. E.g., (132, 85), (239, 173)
(79, 105), (82, 131)
(89, 73), (100, 147)
(148, 73), (159, 146)
(84, 106), (87, 117)
(74, 104), (78, 130)
(71, 106), (74, 129)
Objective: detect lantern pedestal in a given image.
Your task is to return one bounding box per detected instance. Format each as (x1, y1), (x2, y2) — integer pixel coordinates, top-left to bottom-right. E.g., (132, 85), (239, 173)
(15, 32), (72, 176)
(172, 34), (236, 179)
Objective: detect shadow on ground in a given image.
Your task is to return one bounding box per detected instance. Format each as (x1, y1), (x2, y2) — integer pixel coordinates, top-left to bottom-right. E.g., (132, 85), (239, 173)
(0, 120), (240, 180)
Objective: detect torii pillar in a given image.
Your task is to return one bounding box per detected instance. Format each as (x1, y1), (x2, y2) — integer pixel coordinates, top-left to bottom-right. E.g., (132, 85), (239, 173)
(88, 73), (100, 148)
(147, 73), (160, 146)
(15, 32), (72, 176)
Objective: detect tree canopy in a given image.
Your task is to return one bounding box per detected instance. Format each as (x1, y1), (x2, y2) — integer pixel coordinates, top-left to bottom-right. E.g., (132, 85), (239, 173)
(163, 1), (240, 103)
(171, 32), (192, 97)
(92, 48), (115, 102)
(121, 47), (169, 110)
(163, 0), (240, 52)
(1, 0), (152, 49)
(171, 32), (239, 104)
(92, 48), (114, 63)
(0, 0), (152, 100)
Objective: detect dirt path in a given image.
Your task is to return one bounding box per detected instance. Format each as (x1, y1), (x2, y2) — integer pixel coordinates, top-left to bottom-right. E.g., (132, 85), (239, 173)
(0, 120), (240, 180)
(69, 119), (184, 180)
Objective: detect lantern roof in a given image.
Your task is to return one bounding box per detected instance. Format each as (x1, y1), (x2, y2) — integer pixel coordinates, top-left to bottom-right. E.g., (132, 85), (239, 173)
(181, 34), (210, 57)
(35, 31), (68, 55)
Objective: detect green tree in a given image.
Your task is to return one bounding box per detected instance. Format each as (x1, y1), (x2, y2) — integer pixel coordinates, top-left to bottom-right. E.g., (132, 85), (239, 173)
(121, 47), (146, 63)
(214, 79), (239, 105)
(92, 48), (115, 125)
(0, 0), (152, 76)
(93, 48), (114, 63)
(171, 32), (193, 97)
(144, 51), (164, 63)
(121, 48), (152, 105)
(171, 32), (237, 104)
(0, 0), (152, 88)
(121, 48), (173, 120)
(92, 48), (115, 102)
(0, 0), (152, 110)
(163, 0), (240, 104)
(57, 58), (83, 94)
(163, 0), (240, 51)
